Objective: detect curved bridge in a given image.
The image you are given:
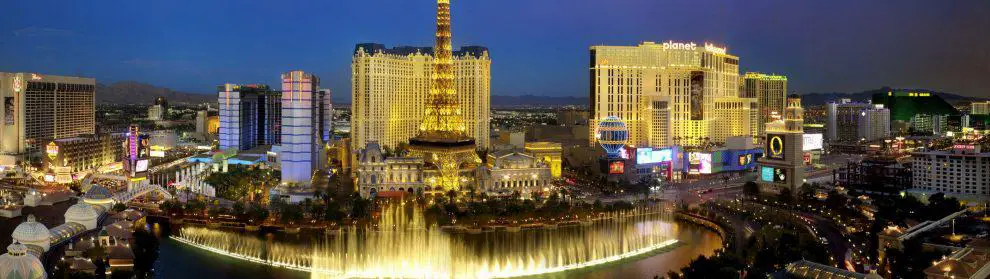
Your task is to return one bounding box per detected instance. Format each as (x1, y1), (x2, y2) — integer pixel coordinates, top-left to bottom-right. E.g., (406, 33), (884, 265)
(114, 183), (174, 203)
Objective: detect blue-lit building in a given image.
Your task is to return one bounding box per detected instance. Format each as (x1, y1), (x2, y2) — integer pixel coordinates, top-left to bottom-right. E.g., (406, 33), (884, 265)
(217, 84), (281, 151)
(280, 71), (331, 184)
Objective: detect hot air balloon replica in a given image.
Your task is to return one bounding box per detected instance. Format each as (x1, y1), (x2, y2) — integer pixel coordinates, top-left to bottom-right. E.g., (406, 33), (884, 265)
(596, 116), (629, 158)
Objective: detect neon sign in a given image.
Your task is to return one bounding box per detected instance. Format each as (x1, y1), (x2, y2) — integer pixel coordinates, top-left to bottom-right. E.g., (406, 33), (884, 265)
(662, 41), (697, 51)
(704, 43), (726, 55)
(12, 75), (23, 93)
(609, 161), (624, 174)
(766, 134), (785, 160)
(46, 142), (59, 160)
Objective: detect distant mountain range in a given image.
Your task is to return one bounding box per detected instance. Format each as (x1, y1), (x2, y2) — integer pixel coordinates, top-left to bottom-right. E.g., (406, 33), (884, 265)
(800, 87), (986, 106)
(94, 82), (985, 108)
(96, 81), (212, 105)
(491, 95), (588, 107)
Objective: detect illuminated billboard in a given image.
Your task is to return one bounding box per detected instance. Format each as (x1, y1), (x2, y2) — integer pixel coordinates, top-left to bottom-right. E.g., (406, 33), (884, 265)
(766, 134), (786, 160)
(636, 148), (673, 165)
(761, 166), (788, 183)
(150, 145), (166, 158)
(761, 166), (774, 182)
(688, 152), (712, 174)
(738, 154), (753, 166)
(690, 71), (704, 120)
(774, 168), (787, 183)
(4, 97), (14, 126)
(136, 159), (149, 173)
(46, 142), (59, 160)
(609, 161), (625, 174)
(803, 133), (823, 151)
(698, 153), (712, 174)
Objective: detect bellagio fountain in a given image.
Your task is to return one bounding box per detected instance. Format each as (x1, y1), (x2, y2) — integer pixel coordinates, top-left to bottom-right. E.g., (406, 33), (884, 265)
(172, 202), (678, 279)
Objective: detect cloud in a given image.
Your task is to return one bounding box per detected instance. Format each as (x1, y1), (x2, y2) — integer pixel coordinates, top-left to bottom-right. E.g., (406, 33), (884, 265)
(13, 27), (74, 37)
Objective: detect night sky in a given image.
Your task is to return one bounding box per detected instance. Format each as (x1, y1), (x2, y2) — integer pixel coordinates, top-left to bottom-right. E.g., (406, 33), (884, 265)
(1, 0), (988, 101)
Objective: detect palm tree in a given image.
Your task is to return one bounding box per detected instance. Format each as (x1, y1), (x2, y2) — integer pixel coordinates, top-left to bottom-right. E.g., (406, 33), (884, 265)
(466, 185), (478, 202)
(446, 189), (459, 203)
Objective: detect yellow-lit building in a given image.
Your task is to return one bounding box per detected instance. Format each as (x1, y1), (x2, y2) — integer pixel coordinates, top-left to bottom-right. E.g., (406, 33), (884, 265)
(524, 142), (562, 178)
(351, 44), (491, 154)
(589, 41), (744, 148)
(42, 133), (126, 183)
(713, 97), (759, 144)
(480, 150), (553, 198)
(972, 101), (990, 115)
(743, 72), (788, 139)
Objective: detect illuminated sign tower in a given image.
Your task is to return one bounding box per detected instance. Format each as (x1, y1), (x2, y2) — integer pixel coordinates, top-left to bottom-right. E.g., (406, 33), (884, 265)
(124, 125), (150, 181)
(757, 95), (805, 195)
(408, 0), (480, 192)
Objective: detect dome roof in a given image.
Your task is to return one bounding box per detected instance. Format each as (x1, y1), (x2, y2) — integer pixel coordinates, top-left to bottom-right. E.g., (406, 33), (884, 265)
(0, 242), (46, 279)
(83, 185), (112, 201)
(11, 215), (49, 243)
(65, 204), (100, 221)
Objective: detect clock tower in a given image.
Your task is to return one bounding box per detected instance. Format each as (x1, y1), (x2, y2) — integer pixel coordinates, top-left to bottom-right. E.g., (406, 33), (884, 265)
(757, 94), (805, 195)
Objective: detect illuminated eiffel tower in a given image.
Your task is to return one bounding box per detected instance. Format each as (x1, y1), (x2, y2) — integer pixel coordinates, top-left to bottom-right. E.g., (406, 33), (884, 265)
(408, 0), (480, 193)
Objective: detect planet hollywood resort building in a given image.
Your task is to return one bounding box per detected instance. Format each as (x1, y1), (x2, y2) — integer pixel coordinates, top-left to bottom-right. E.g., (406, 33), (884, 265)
(589, 41), (757, 148)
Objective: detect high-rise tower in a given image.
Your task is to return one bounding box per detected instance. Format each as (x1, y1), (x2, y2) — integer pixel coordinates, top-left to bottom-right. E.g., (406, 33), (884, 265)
(408, 0), (480, 193)
(589, 42), (744, 148)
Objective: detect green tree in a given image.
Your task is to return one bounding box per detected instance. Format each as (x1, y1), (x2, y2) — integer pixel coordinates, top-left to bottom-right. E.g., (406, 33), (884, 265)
(886, 238), (945, 279)
(777, 188), (793, 204)
(131, 228), (159, 279)
(798, 183), (815, 200)
(278, 202), (304, 224)
(350, 197), (372, 220)
(825, 190), (848, 210)
(743, 181), (760, 197)
(246, 203), (269, 224)
(232, 201), (245, 216)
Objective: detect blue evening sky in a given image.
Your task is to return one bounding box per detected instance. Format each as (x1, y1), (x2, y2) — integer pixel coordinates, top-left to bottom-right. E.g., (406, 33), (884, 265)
(1, 0), (988, 101)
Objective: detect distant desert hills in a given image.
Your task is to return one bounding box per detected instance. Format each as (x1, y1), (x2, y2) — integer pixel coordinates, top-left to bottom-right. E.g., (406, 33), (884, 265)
(798, 87), (987, 106)
(95, 81), (985, 107)
(96, 81), (212, 105)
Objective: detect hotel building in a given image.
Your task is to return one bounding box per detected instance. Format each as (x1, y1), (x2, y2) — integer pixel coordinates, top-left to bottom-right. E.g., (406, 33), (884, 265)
(42, 134), (126, 183)
(589, 41), (745, 148)
(825, 99), (890, 143)
(479, 150), (553, 198)
(217, 84), (281, 151)
(911, 144), (990, 203)
(713, 97), (759, 144)
(147, 97), (169, 121)
(280, 71), (330, 184)
(972, 101), (990, 115)
(742, 72), (787, 139)
(351, 43), (491, 153)
(355, 142), (424, 197)
(0, 72), (96, 165)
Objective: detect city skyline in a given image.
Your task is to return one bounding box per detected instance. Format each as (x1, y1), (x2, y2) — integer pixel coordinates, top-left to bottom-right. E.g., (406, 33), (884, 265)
(1, 0), (988, 99)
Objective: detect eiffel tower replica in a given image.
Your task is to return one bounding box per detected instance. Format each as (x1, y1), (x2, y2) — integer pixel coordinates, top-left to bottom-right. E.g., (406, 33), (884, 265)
(408, 0), (480, 193)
